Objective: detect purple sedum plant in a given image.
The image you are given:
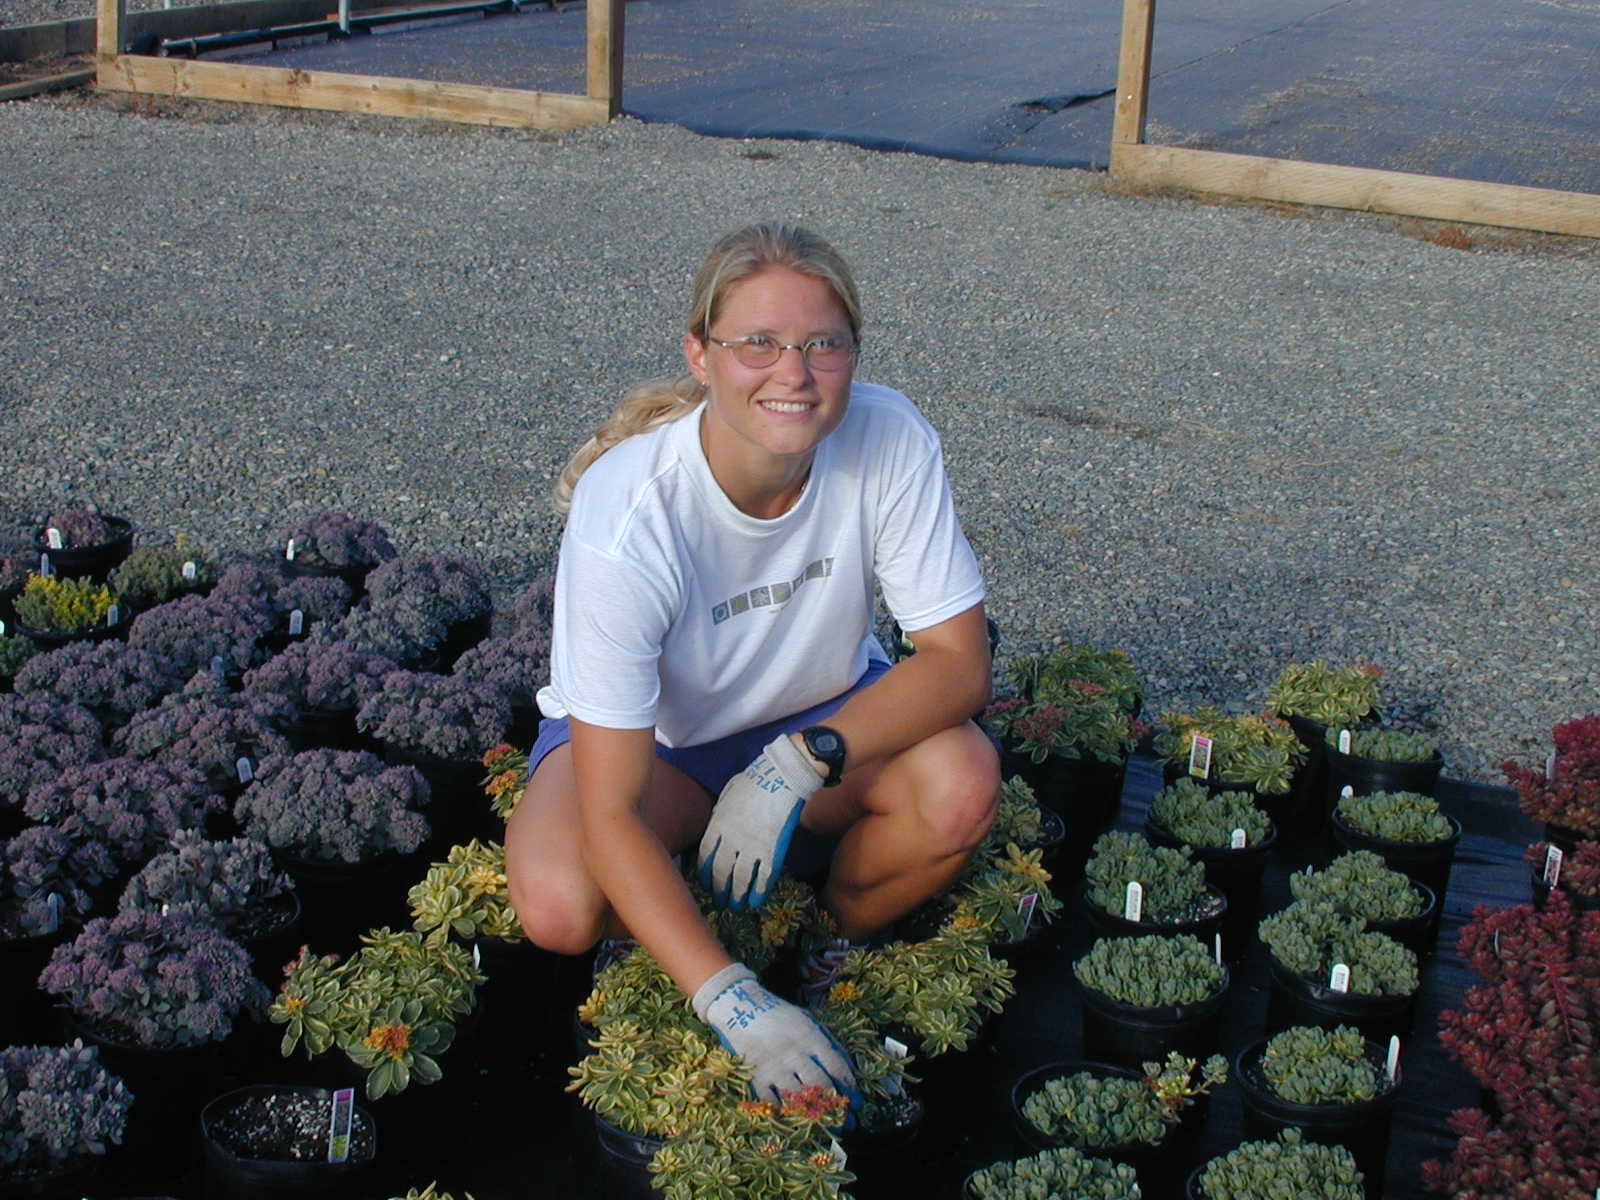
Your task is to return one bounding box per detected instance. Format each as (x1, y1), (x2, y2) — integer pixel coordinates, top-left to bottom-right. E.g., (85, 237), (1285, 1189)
(0, 1040), (133, 1173)
(0, 694), (106, 816)
(365, 554), (492, 629)
(278, 511), (396, 569)
(13, 641), (187, 725)
(451, 631), (551, 709)
(0, 544), (33, 592)
(23, 757), (223, 871)
(127, 593), (274, 676)
(318, 604), (443, 664)
(119, 829), (293, 931)
(356, 670), (511, 762)
(241, 640), (398, 714)
(234, 749), (429, 865)
(39, 907), (269, 1050)
(40, 507), (118, 550)
(509, 573), (555, 635)
(1, 825), (115, 940)
(113, 672), (292, 792)
(214, 562), (353, 626)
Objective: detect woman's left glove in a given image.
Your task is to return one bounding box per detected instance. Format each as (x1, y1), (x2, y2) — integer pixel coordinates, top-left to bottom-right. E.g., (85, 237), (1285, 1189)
(697, 733), (822, 909)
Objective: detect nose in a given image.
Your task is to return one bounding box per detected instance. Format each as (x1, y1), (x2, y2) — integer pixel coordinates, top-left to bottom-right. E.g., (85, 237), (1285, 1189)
(772, 343), (813, 382)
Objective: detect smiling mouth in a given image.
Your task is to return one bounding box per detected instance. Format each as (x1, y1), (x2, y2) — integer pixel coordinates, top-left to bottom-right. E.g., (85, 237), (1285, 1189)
(759, 400), (815, 414)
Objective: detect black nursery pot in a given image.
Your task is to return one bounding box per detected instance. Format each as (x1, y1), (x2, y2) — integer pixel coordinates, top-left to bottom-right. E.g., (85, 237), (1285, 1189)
(1235, 1035), (1398, 1197)
(1530, 872), (1600, 913)
(1008, 1059), (1182, 1189)
(1078, 973), (1230, 1069)
(35, 514), (136, 582)
(1081, 882), (1228, 953)
(1329, 810), (1461, 947)
(1264, 954), (1416, 1044)
(1365, 880), (1440, 959)
(1323, 747), (1445, 817)
(591, 1108), (665, 1200)
(1144, 817), (1276, 961)
(200, 1084), (377, 1200)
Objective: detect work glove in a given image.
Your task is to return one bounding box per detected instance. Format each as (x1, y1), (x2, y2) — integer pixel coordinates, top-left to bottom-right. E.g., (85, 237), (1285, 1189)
(697, 733), (822, 910)
(692, 962), (860, 1114)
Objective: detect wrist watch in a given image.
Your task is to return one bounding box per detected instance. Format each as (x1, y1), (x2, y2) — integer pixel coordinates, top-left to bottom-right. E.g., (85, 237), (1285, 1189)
(800, 725), (847, 787)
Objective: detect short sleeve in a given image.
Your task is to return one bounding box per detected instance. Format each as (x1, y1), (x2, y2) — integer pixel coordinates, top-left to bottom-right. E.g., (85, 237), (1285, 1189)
(873, 430), (985, 633)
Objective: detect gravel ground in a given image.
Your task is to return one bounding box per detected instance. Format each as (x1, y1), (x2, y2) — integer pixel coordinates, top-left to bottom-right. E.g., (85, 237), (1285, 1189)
(1, 91), (1597, 788)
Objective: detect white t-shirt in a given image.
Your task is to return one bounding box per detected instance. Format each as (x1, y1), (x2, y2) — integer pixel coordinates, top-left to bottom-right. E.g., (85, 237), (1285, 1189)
(537, 381), (985, 748)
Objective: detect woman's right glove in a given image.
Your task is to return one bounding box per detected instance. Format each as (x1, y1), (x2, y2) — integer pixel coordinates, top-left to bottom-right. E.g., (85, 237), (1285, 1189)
(691, 962), (860, 1112)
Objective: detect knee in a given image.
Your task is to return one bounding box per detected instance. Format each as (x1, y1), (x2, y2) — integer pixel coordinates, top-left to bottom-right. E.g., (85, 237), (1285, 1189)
(918, 736), (1001, 854)
(506, 869), (604, 958)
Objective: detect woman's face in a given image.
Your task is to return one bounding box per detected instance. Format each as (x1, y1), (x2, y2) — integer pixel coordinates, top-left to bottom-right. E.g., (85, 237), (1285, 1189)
(684, 265), (856, 480)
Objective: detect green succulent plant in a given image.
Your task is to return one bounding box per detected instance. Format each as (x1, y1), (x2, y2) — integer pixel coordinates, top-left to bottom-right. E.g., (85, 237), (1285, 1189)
(108, 534), (216, 608)
(1019, 1052), (1226, 1149)
(1154, 706), (1305, 795)
(1259, 1023), (1387, 1105)
(1336, 790), (1454, 843)
(1083, 831), (1215, 924)
(1008, 643), (1143, 714)
(408, 838), (526, 947)
(13, 575), (117, 635)
(389, 1187), (476, 1200)
(1196, 1128), (1363, 1199)
(1325, 727), (1438, 763)
(1288, 851), (1427, 922)
(967, 1145), (1140, 1199)
(984, 776), (1049, 852)
(1266, 660), (1382, 727)
(0, 632), (39, 679)
(1148, 777), (1272, 848)
(1073, 933), (1227, 1008)
(1258, 900), (1418, 997)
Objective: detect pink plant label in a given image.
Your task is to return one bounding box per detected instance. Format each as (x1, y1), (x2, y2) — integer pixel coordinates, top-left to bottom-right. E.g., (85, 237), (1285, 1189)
(1017, 892), (1038, 933)
(1188, 735), (1212, 779)
(1124, 880), (1143, 922)
(1230, 827), (1247, 850)
(182, 561), (197, 581)
(45, 528), (63, 550)
(289, 609), (305, 636)
(1545, 844), (1564, 886)
(285, 539), (297, 561)
(1329, 963), (1351, 993)
(327, 1087), (354, 1163)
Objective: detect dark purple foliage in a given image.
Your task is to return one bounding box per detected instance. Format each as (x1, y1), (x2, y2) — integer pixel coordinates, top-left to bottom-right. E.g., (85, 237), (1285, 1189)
(111, 683), (292, 793)
(318, 604), (443, 664)
(119, 829), (292, 928)
(356, 670), (511, 762)
(510, 574), (555, 635)
(1, 825), (114, 939)
(23, 757), (223, 870)
(38, 907), (269, 1049)
(234, 749), (429, 864)
(13, 641), (187, 724)
(40, 507), (117, 550)
(241, 640), (398, 714)
(0, 1041), (133, 1171)
(127, 593), (274, 676)
(452, 631), (551, 708)
(0, 544), (33, 592)
(365, 554), (492, 628)
(214, 562), (352, 626)
(0, 694), (106, 814)
(278, 511), (396, 569)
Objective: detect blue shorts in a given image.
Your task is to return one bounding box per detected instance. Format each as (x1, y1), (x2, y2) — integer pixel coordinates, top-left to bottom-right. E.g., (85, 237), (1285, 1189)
(528, 656), (893, 798)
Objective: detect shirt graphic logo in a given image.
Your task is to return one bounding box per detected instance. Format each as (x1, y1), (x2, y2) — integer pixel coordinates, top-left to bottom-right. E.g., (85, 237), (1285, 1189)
(710, 557), (833, 624)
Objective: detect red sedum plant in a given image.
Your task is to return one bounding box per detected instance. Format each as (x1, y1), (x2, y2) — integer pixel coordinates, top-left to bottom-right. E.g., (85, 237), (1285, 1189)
(1502, 714), (1600, 837)
(1425, 892), (1600, 1197)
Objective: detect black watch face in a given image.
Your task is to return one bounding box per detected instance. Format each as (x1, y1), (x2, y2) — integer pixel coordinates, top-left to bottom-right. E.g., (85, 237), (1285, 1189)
(810, 729), (843, 757)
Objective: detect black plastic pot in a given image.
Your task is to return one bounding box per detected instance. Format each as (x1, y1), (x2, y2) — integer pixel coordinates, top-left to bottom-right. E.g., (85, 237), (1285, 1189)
(1009, 1059), (1180, 1189)
(35, 515), (136, 583)
(1003, 748), (1127, 853)
(4, 1152), (105, 1199)
(276, 849), (424, 952)
(1144, 816), (1276, 961)
(1081, 882), (1228, 952)
(1329, 809), (1461, 948)
(1323, 746), (1444, 818)
(1264, 953), (1416, 1044)
(1364, 880), (1439, 959)
(592, 1109), (665, 1199)
(1235, 1034), (1398, 1196)
(379, 743), (499, 854)
(1078, 969), (1230, 1068)
(280, 704), (369, 753)
(1530, 871), (1600, 913)
(200, 1084), (376, 1200)
(1160, 759), (1315, 836)
(0, 919), (81, 1046)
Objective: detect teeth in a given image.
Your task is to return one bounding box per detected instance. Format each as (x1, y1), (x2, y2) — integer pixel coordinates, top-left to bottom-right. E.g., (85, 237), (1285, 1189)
(762, 401), (811, 413)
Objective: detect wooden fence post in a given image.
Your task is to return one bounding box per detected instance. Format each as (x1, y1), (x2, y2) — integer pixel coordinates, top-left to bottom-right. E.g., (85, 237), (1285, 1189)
(587, 0), (623, 117)
(1111, 0), (1155, 152)
(96, 0), (124, 62)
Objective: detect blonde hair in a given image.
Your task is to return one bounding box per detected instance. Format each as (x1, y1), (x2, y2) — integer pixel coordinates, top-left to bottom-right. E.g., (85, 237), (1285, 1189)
(553, 223), (862, 514)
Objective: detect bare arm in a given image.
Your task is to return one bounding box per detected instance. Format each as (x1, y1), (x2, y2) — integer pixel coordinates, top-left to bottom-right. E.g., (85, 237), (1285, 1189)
(792, 602), (992, 776)
(570, 718), (730, 996)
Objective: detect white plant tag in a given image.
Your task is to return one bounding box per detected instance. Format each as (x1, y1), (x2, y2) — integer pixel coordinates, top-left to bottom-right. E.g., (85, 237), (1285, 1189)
(182, 560), (197, 581)
(1545, 844), (1564, 886)
(1188, 735), (1213, 779)
(285, 538), (297, 561)
(44, 892), (62, 935)
(883, 1035), (908, 1095)
(1386, 1035), (1401, 1084)
(1215, 933), (1223, 964)
(106, 604), (120, 627)
(38, 553), (53, 577)
(0, 619), (6, 637)
(472, 943), (481, 970)
(236, 757), (254, 784)
(289, 609), (305, 636)
(45, 527), (63, 550)
(1329, 963), (1351, 993)
(1339, 729), (1352, 754)
(327, 1087), (355, 1163)
(828, 1137), (848, 1168)
(1017, 892), (1038, 933)
(1548, 752), (1559, 781)
(161, 902), (169, 916)
(1341, 785), (1355, 800)
(1230, 827), (1247, 850)
(210, 655), (226, 676)
(1124, 880), (1143, 922)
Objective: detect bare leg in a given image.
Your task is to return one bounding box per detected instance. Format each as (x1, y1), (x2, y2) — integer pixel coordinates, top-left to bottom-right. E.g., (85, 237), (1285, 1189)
(799, 721), (1000, 942)
(504, 743), (712, 955)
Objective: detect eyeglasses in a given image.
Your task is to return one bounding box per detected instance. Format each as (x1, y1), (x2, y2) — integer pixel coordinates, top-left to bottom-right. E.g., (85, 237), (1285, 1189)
(703, 332), (858, 372)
